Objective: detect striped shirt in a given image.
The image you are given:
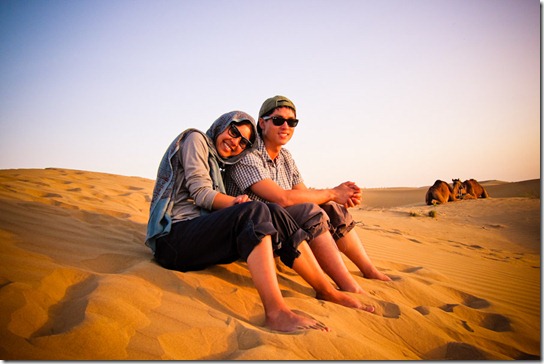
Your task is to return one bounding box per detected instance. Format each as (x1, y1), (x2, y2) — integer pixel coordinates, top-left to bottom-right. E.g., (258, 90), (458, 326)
(225, 136), (304, 202)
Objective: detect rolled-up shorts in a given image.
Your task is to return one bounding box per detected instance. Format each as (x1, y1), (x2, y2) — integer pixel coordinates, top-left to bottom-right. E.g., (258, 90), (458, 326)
(154, 201), (309, 272)
(284, 201), (356, 242)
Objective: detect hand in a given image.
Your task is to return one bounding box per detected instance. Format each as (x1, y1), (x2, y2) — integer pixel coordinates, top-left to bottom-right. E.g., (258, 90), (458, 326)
(232, 194), (250, 205)
(350, 189), (363, 206)
(345, 196), (361, 208)
(337, 181), (362, 208)
(332, 181), (360, 205)
(344, 181), (362, 194)
(344, 192), (362, 208)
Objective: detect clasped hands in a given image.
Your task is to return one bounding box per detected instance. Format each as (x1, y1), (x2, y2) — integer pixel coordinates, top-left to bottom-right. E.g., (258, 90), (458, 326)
(334, 181), (362, 208)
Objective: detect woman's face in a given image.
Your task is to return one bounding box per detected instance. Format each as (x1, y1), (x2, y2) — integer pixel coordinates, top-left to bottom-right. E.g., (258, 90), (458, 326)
(215, 123), (253, 158)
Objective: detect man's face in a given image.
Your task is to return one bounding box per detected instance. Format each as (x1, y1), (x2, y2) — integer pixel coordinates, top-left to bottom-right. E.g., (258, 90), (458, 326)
(259, 107), (297, 147)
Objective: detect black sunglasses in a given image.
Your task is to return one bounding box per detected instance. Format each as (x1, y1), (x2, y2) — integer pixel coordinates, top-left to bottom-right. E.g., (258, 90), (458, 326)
(228, 124), (253, 150)
(262, 116), (299, 128)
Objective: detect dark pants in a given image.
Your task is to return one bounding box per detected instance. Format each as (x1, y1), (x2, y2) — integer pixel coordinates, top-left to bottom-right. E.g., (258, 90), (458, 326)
(155, 201), (308, 272)
(285, 202), (355, 242)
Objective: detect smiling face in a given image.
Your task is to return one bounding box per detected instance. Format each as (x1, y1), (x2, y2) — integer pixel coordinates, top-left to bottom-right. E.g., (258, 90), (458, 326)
(259, 106), (296, 148)
(215, 122), (254, 159)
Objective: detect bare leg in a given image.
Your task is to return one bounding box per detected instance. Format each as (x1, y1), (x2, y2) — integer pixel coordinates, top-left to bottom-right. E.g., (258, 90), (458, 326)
(336, 230), (391, 281)
(247, 235), (330, 332)
(308, 233), (366, 293)
(293, 241), (374, 312)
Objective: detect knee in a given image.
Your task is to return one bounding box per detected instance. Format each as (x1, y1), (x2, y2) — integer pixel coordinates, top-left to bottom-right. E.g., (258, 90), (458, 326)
(319, 201), (346, 215)
(246, 200), (267, 209)
(265, 202), (288, 217)
(243, 201), (271, 219)
(295, 204), (329, 240)
(292, 202), (325, 220)
(265, 203), (297, 227)
(265, 202), (282, 213)
(301, 202), (328, 225)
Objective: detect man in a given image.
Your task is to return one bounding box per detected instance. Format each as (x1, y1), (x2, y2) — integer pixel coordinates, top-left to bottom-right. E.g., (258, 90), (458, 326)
(226, 95), (391, 295)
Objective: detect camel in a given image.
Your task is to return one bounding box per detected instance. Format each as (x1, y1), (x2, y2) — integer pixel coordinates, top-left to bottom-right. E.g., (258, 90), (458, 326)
(425, 179), (464, 205)
(461, 179), (489, 199)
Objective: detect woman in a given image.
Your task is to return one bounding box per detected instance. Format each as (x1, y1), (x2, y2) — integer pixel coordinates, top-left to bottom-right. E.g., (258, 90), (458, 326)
(146, 111), (367, 333)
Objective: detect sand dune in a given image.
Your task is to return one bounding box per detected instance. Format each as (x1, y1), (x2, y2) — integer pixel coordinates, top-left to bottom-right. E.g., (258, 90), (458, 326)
(0, 168), (540, 360)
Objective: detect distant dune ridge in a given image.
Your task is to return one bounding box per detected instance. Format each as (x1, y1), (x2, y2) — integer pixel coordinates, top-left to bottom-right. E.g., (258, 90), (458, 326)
(0, 168), (540, 360)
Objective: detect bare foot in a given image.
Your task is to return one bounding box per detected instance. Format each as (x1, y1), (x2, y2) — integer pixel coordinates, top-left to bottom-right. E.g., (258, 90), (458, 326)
(265, 309), (331, 333)
(338, 281), (366, 294)
(316, 289), (375, 313)
(363, 268), (392, 281)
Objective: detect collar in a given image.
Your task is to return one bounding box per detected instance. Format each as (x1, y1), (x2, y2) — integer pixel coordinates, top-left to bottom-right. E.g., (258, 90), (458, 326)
(256, 136), (275, 164)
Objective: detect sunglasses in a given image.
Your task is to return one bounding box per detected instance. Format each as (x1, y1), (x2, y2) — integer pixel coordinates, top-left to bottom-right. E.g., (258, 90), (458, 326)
(228, 124), (253, 150)
(262, 116), (299, 128)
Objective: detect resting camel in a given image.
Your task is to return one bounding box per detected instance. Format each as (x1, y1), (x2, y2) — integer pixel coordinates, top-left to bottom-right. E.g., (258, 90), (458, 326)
(425, 179), (464, 205)
(461, 179), (489, 199)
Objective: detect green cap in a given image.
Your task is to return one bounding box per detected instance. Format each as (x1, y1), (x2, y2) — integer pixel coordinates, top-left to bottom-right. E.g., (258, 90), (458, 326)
(258, 95), (296, 119)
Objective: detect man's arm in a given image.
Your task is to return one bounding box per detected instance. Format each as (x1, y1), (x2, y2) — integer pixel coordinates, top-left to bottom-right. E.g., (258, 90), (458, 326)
(249, 178), (359, 208)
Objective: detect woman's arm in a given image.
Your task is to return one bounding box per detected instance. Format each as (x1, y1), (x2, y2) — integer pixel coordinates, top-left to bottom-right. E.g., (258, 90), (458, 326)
(182, 132), (250, 211)
(212, 193), (250, 210)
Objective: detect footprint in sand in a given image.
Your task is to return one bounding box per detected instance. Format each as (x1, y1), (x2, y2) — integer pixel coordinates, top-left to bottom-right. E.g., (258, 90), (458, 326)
(479, 312), (512, 332)
(430, 341), (540, 360)
(375, 300), (401, 319)
(387, 275), (402, 281)
(426, 342), (489, 360)
(431, 285), (491, 310)
(439, 303), (458, 312)
(436, 294), (509, 332)
(461, 293), (490, 309)
(402, 266), (423, 274)
(42, 192), (63, 198)
(125, 186), (145, 191)
(232, 320), (268, 348)
(413, 306), (430, 316)
(461, 320), (474, 332)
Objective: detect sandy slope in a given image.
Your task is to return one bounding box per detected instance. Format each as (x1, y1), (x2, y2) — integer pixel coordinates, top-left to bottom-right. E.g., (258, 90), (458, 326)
(0, 168), (540, 360)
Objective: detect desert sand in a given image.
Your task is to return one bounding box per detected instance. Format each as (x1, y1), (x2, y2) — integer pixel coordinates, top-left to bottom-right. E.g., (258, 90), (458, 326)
(0, 168), (540, 360)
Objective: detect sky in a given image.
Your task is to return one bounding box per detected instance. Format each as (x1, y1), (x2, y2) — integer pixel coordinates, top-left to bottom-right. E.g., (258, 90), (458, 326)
(0, 0), (540, 188)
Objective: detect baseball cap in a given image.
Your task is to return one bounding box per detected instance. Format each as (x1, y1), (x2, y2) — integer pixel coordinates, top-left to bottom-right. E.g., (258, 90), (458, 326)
(258, 95), (296, 119)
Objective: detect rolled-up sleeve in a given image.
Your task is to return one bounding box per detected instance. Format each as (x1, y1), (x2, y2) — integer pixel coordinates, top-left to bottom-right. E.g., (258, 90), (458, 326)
(180, 132), (218, 210)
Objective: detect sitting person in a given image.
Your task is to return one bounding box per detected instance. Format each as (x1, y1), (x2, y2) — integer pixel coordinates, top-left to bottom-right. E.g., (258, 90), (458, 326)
(145, 110), (373, 334)
(225, 97), (391, 296)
